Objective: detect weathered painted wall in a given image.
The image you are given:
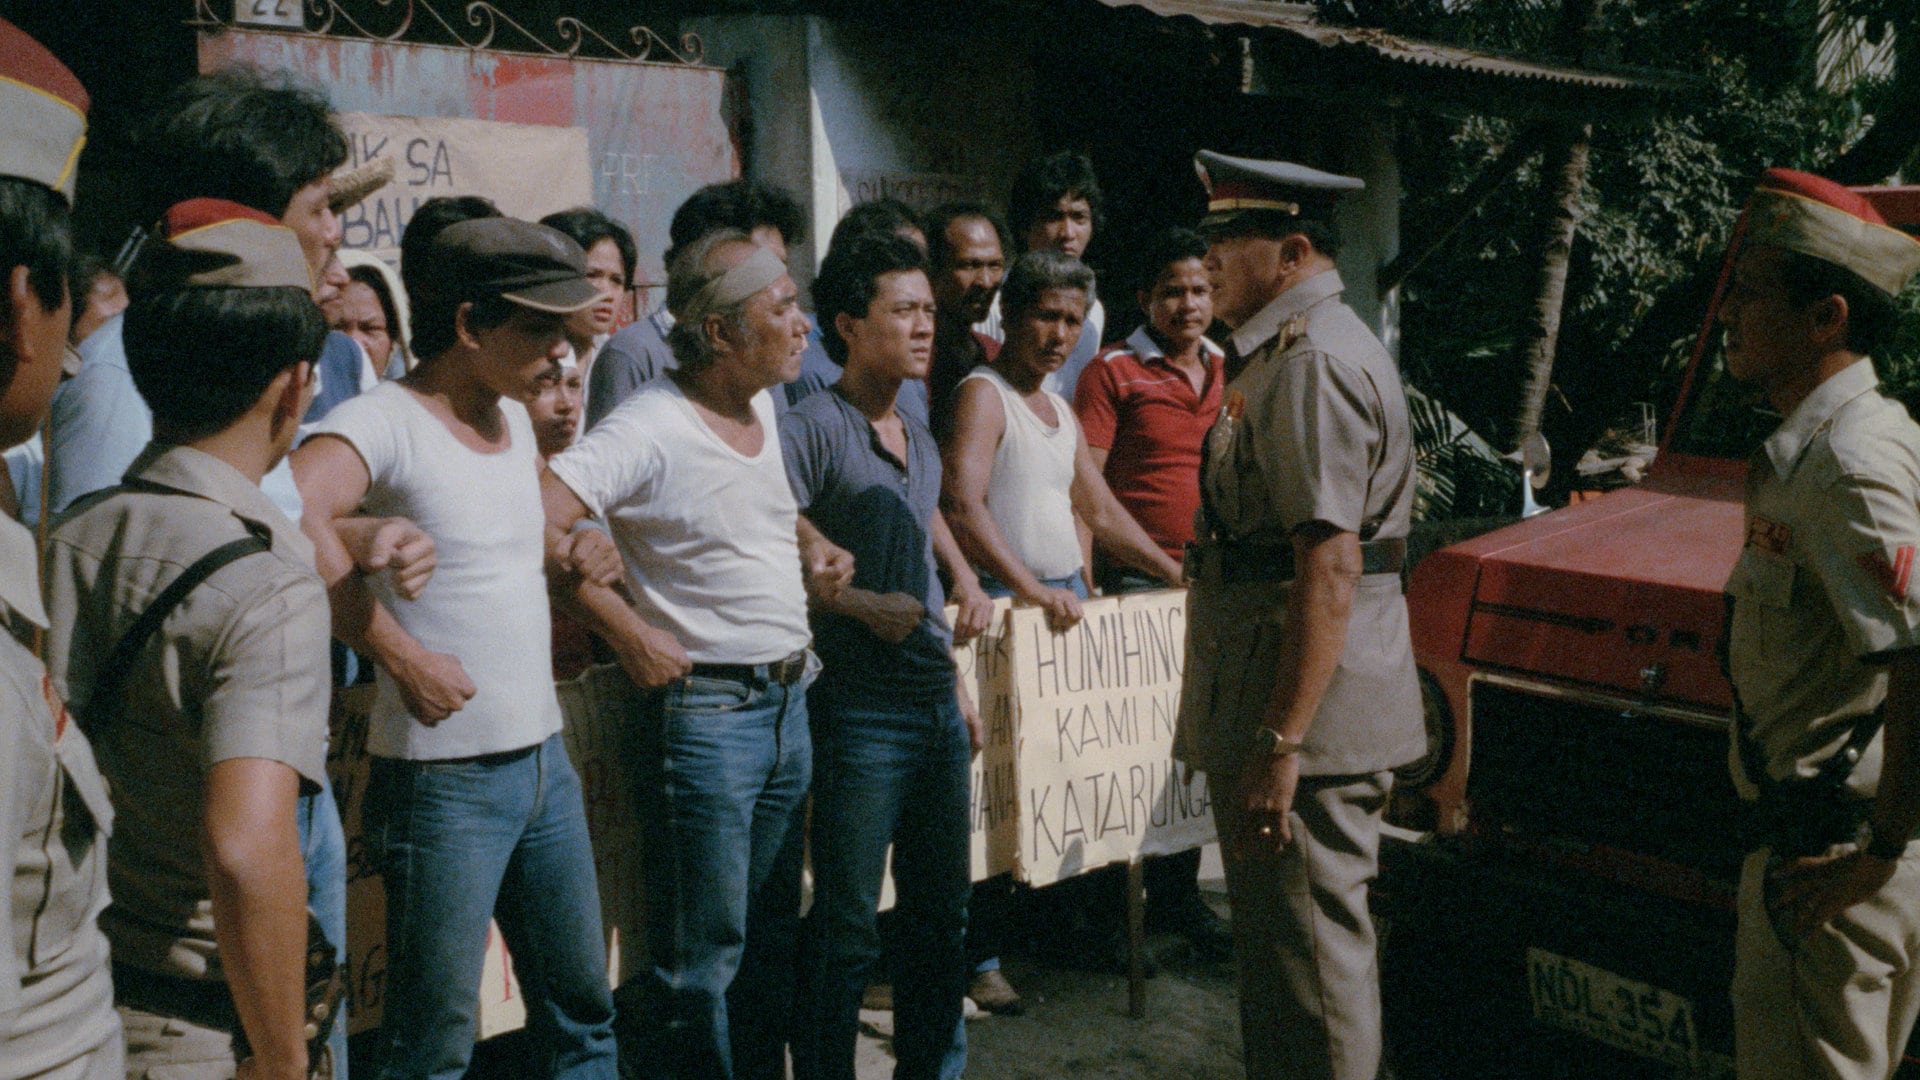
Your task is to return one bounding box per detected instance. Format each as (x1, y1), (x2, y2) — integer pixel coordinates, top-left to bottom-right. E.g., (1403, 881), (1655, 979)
(198, 30), (738, 295)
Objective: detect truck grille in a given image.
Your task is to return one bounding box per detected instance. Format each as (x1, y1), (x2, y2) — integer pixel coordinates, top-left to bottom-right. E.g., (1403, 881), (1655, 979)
(1467, 680), (1745, 881)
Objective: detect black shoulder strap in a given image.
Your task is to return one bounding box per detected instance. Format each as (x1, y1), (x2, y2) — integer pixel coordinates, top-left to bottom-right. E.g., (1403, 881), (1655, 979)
(82, 531), (270, 734)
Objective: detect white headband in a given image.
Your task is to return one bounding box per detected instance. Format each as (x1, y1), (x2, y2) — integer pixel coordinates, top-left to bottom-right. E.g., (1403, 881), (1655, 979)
(679, 245), (787, 323)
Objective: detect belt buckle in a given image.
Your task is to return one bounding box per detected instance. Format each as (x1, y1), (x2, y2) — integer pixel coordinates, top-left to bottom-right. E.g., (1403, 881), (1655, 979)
(770, 651), (806, 685)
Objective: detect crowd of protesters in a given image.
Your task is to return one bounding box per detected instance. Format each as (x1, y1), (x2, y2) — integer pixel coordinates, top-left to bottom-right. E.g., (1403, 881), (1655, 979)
(0, 21), (1288, 1080)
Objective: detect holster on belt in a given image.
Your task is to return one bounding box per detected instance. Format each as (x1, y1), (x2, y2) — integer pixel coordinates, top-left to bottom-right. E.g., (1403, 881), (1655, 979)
(121, 911), (345, 1079)
(1732, 699), (1882, 858)
(1724, 593), (1882, 858)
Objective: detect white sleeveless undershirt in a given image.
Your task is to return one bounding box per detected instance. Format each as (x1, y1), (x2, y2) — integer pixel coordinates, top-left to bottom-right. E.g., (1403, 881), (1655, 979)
(964, 367), (1083, 581)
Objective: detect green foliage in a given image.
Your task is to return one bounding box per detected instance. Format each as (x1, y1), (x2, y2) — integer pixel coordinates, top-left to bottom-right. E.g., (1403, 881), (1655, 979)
(1408, 386), (1520, 521)
(1346, 0), (1916, 477)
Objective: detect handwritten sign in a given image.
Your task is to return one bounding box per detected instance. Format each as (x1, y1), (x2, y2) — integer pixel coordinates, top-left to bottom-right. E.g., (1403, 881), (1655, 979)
(836, 170), (988, 215)
(333, 113), (593, 264)
(1008, 591), (1213, 888)
(956, 600), (1020, 883)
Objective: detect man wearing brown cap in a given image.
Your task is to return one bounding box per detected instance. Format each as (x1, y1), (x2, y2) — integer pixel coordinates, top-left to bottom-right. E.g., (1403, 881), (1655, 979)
(0, 17), (122, 1080)
(44, 200), (335, 1080)
(1174, 150), (1422, 1080)
(294, 217), (619, 1080)
(1720, 168), (1920, 1080)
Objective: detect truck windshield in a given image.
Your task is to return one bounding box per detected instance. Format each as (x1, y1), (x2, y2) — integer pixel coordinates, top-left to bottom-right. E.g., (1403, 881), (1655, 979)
(1664, 346), (1780, 461)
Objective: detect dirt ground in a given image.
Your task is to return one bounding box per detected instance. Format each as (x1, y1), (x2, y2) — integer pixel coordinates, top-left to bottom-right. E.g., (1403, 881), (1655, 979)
(854, 926), (1245, 1079)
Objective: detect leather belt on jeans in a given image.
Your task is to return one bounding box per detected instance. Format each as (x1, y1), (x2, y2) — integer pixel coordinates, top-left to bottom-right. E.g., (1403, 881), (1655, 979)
(688, 648), (810, 686)
(1191, 536), (1408, 584)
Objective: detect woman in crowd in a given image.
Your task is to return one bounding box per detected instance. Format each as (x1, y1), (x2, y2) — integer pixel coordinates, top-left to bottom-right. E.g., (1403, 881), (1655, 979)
(540, 206), (637, 410)
(335, 253), (412, 378)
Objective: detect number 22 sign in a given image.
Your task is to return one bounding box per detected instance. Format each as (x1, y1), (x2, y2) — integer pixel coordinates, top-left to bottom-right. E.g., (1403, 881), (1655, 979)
(235, 0), (304, 29)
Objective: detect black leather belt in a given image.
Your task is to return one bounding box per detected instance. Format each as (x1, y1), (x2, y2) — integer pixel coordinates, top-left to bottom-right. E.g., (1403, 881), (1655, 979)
(1201, 536), (1408, 584)
(113, 962), (239, 1032)
(688, 649), (810, 686)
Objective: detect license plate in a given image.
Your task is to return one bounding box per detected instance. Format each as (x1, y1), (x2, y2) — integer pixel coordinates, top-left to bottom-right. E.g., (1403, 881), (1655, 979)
(1526, 947), (1699, 1070)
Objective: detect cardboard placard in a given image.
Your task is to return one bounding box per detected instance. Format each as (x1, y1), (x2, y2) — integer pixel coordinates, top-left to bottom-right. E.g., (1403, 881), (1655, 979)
(1007, 591), (1213, 888)
(333, 112), (594, 264)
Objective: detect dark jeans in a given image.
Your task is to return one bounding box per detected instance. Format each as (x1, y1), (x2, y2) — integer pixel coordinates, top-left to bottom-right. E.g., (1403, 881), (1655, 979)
(617, 664), (814, 1080)
(794, 689), (970, 1080)
(365, 735), (617, 1080)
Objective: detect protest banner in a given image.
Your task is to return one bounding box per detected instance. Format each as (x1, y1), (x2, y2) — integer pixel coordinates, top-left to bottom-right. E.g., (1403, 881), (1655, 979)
(332, 112), (594, 264)
(1006, 590), (1213, 888)
(957, 600), (1019, 883)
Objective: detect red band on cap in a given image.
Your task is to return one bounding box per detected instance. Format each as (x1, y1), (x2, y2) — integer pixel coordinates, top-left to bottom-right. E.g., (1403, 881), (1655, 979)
(0, 19), (87, 115)
(1756, 168), (1888, 227)
(164, 198), (282, 238)
(1211, 179), (1291, 203)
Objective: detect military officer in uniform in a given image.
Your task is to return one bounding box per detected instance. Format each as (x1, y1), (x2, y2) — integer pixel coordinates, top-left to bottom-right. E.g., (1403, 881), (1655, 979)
(0, 21), (123, 1080)
(1175, 151), (1424, 1080)
(1721, 169), (1920, 1080)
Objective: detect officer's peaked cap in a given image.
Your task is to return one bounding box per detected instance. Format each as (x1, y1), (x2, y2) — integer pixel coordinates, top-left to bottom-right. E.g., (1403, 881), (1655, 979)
(1194, 150), (1362, 232)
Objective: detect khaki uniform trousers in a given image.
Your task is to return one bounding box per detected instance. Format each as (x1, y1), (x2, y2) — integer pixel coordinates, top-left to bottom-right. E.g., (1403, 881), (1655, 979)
(118, 1005), (236, 1080)
(1215, 769), (1392, 1080)
(1733, 846), (1920, 1080)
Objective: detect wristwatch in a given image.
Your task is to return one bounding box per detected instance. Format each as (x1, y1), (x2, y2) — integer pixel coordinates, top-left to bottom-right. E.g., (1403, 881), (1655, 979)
(1252, 727), (1305, 758)
(1856, 817), (1909, 862)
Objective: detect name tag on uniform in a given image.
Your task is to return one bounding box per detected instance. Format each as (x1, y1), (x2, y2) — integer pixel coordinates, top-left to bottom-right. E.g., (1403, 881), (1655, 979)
(1745, 514), (1791, 554)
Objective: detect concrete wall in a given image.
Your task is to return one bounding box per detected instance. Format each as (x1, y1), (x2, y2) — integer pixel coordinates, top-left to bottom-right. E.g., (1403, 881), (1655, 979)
(687, 14), (1038, 296)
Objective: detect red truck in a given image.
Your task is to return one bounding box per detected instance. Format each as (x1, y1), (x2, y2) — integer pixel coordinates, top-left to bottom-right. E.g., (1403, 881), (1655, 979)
(1381, 185), (1920, 1078)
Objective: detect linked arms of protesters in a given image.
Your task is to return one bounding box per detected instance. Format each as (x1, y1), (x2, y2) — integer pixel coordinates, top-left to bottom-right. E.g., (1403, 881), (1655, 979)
(539, 468), (694, 690)
(291, 434), (475, 723)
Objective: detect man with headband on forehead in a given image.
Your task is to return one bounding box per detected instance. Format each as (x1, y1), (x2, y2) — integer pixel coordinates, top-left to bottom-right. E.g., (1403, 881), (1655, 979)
(544, 230), (845, 1080)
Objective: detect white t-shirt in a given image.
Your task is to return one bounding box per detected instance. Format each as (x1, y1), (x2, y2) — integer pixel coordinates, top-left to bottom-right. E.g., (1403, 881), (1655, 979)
(964, 367), (1084, 581)
(548, 380), (811, 665)
(305, 381), (562, 759)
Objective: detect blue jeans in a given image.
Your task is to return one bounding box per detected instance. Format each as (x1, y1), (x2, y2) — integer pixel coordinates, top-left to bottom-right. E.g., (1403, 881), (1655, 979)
(297, 779), (348, 1080)
(793, 690), (970, 1080)
(365, 733), (617, 1080)
(618, 665), (814, 1080)
(976, 570), (1090, 603)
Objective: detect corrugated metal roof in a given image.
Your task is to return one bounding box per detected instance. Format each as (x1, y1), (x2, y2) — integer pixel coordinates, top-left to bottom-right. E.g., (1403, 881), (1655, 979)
(1093, 0), (1674, 94)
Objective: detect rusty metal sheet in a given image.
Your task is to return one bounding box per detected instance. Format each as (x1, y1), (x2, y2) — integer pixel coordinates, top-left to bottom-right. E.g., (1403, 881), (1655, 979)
(198, 30), (738, 287)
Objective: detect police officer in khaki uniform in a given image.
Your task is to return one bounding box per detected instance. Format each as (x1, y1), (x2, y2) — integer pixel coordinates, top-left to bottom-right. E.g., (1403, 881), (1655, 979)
(0, 21), (123, 1080)
(1175, 151), (1423, 1080)
(1721, 169), (1920, 1080)
(44, 204), (335, 1080)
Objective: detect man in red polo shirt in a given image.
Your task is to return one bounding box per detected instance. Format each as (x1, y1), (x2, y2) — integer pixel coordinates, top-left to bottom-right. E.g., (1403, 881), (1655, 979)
(1074, 225), (1231, 957)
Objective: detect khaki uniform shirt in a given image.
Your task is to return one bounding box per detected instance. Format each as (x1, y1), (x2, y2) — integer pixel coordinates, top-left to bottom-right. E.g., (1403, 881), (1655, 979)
(1175, 270), (1424, 777)
(0, 515), (120, 1078)
(1726, 359), (1920, 801)
(43, 445), (330, 983)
